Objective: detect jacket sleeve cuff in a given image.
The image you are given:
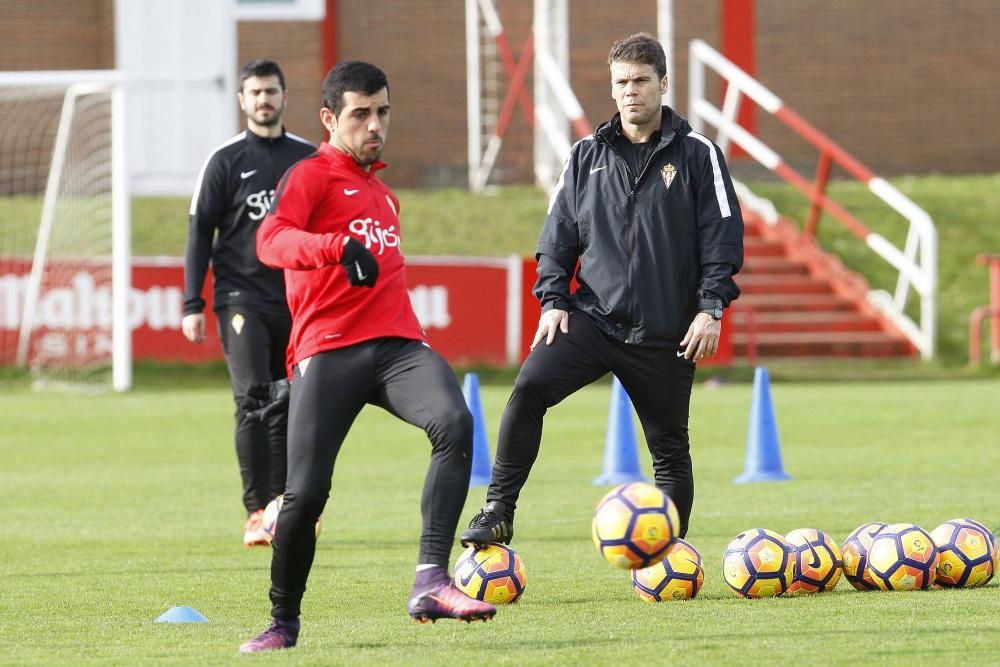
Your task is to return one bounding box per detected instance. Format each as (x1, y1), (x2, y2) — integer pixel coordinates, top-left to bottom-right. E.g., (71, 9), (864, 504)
(698, 295), (724, 311)
(542, 298), (572, 313)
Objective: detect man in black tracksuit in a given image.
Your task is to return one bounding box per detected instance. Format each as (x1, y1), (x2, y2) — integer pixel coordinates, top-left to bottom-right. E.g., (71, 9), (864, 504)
(461, 33), (743, 545)
(183, 60), (315, 546)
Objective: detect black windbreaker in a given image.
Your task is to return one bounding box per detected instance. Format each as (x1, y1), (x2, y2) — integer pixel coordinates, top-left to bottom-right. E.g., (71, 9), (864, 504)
(534, 107), (744, 348)
(184, 129), (315, 317)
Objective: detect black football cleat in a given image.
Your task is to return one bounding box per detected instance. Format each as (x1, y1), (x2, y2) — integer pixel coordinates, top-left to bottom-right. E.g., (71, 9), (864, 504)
(459, 501), (514, 547)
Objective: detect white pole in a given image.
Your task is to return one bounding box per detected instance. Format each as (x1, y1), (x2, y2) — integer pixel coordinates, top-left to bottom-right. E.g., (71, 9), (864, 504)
(466, 0), (482, 190)
(534, 0), (569, 190)
(688, 40), (705, 133)
(533, 0), (550, 189)
(657, 0), (674, 109)
(111, 82), (132, 391)
(505, 254), (523, 365)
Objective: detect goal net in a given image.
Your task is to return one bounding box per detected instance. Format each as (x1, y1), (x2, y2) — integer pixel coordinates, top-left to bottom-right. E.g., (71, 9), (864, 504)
(0, 71), (131, 391)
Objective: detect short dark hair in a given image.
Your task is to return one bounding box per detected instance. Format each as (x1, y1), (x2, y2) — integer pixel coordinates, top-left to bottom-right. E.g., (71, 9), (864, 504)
(240, 59), (286, 90)
(607, 33), (667, 79)
(322, 61), (389, 117)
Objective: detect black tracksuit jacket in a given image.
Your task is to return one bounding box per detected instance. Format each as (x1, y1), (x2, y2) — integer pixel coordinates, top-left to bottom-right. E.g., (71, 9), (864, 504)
(184, 129), (315, 317)
(535, 106), (744, 348)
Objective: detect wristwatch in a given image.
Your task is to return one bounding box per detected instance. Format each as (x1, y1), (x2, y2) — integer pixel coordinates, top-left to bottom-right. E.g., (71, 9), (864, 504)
(701, 305), (723, 320)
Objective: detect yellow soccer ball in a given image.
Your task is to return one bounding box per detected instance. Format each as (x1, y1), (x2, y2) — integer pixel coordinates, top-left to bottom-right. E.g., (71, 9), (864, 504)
(723, 528), (794, 598)
(866, 522), (938, 591)
(454, 543), (527, 604)
(784, 528), (843, 595)
(930, 518), (998, 588)
(631, 538), (704, 602)
(841, 522), (887, 591)
(592, 482), (680, 569)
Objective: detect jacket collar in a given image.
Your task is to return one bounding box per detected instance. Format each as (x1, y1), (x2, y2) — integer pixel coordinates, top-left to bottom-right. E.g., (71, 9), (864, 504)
(319, 142), (387, 177)
(244, 127), (289, 146)
(595, 106), (688, 147)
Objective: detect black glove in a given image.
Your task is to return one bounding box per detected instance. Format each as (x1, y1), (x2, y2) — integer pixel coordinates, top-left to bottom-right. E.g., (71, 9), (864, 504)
(241, 378), (291, 421)
(340, 238), (379, 287)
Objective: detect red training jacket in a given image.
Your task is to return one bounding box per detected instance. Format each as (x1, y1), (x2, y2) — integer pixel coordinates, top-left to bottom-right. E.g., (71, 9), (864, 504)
(257, 143), (425, 375)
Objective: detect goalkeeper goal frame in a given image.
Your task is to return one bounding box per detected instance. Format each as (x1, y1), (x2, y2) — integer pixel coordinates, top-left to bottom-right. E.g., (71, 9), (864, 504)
(0, 70), (131, 391)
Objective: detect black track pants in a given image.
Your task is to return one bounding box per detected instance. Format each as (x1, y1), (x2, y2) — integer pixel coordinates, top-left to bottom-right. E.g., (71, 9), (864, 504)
(269, 338), (473, 620)
(217, 307), (291, 513)
(486, 312), (697, 536)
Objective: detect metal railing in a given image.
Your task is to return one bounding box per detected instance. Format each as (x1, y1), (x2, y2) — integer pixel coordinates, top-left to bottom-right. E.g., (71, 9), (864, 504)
(688, 39), (937, 360)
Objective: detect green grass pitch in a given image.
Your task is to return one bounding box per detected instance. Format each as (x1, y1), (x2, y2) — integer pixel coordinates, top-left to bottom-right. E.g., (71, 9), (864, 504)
(2, 377), (999, 665)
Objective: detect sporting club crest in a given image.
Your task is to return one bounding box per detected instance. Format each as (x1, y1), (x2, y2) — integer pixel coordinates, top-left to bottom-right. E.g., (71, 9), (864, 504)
(661, 163), (677, 190)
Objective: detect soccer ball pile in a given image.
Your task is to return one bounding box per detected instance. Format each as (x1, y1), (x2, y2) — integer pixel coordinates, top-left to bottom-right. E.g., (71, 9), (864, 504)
(590, 483), (703, 601)
(585, 482), (997, 602)
(716, 518), (997, 599)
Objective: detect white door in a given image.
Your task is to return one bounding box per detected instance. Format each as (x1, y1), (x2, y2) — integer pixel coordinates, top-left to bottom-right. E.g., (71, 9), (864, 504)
(115, 0), (237, 196)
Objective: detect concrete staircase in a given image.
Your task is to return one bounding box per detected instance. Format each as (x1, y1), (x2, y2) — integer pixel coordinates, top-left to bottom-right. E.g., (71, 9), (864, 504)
(729, 210), (915, 361)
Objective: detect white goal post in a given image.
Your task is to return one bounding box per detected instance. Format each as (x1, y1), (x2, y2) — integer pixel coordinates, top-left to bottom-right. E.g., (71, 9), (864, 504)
(466, 0), (675, 193)
(0, 70), (131, 391)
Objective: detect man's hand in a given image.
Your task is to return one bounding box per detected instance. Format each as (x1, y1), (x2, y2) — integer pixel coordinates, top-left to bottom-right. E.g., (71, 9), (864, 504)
(241, 378), (291, 421)
(181, 313), (206, 343)
(531, 308), (570, 350)
(340, 238), (379, 287)
(679, 312), (721, 361)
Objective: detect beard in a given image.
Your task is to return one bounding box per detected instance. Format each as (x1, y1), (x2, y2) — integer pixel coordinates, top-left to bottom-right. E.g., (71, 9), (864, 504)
(354, 139), (384, 166)
(248, 106), (283, 127)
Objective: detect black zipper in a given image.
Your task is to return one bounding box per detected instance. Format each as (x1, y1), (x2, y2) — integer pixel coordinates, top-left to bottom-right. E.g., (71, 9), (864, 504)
(599, 133), (667, 343)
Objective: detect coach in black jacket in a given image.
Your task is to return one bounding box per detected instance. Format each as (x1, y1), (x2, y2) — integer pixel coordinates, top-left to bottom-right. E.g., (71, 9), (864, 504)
(462, 33), (743, 547)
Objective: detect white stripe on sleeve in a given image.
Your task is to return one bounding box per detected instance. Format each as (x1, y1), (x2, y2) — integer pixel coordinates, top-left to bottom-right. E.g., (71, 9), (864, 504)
(687, 131), (732, 219)
(285, 131), (314, 147)
(546, 136), (593, 215)
(188, 133), (244, 215)
(547, 156), (571, 215)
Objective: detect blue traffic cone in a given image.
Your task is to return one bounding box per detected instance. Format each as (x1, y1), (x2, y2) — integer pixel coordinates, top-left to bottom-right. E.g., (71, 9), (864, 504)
(462, 373), (493, 486)
(154, 606), (209, 623)
(594, 376), (648, 484)
(734, 367), (792, 483)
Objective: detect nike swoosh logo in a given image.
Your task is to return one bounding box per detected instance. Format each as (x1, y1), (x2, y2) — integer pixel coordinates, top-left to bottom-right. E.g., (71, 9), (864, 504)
(458, 551), (496, 587)
(355, 261), (367, 280)
(240, 170), (257, 179)
(344, 188), (359, 196)
(808, 544), (822, 569)
(589, 166), (607, 174)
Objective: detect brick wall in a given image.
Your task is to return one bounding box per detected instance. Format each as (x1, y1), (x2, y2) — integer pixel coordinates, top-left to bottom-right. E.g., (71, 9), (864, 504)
(2, 0), (998, 188)
(238, 21), (326, 146)
(0, 0), (114, 70)
(336, 0), (472, 187)
(753, 0), (1000, 175)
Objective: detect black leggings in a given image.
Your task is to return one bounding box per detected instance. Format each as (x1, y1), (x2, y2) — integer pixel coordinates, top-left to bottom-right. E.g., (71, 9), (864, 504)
(486, 312), (696, 536)
(217, 307), (291, 513)
(269, 338), (473, 620)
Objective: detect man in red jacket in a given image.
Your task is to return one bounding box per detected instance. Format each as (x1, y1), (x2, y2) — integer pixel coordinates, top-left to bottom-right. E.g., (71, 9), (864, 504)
(239, 61), (495, 654)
